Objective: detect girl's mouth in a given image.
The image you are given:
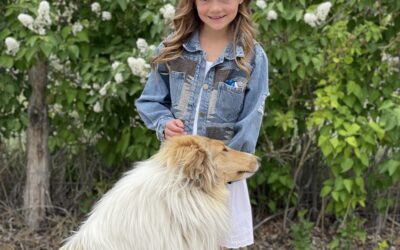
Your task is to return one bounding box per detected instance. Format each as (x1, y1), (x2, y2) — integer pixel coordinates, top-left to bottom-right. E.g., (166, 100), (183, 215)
(208, 15), (226, 20)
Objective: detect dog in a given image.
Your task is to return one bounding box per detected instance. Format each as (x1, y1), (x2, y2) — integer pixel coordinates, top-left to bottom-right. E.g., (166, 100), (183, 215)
(60, 135), (260, 250)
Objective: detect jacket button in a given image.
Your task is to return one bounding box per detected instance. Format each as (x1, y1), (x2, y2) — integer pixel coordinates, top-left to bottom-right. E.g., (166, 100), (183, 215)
(203, 84), (208, 90)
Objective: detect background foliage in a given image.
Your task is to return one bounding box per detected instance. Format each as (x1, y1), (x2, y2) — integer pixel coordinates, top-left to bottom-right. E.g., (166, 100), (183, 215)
(1, 0), (399, 248)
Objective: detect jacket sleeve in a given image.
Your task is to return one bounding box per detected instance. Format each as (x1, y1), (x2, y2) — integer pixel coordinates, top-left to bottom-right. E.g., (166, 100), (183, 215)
(228, 44), (269, 153)
(135, 44), (174, 141)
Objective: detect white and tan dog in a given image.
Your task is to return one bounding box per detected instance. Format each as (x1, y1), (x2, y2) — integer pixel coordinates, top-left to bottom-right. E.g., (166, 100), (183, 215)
(60, 135), (260, 250)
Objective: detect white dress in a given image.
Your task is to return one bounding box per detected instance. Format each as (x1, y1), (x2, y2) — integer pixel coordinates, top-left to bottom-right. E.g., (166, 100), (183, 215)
(192, 61), (254, 248)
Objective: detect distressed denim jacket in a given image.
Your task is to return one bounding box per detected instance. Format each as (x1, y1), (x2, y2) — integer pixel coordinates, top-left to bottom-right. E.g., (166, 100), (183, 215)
(135, 31), (269, 153)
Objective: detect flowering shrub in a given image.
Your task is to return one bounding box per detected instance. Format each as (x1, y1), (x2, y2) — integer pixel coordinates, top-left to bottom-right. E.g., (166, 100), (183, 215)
(0, 0), (176, 163)
(251, 0), (400, 229)
(0, 0), (399, 241)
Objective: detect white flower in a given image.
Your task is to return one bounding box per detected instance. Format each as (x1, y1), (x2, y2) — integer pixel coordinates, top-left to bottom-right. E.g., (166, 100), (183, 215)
(111, 61), (121, 70)
(70, 110), (80, 119)
(148, 45), (156, 52)
(136, 38), (148, 53)
(256, 0), (267, 9)
(102, 11), (112, 21)
(36, 27), (47, 35)
(114, 73), (124, 84)
(160, 4), (175, 21)
(382, 53), (400, 64)
(38, 1), (50, 16)
(91, 2), (101, 14)
(72, 22), (83, 35)
(316, 2), (332, 22)
(93, 102), (102, 113)
(267, 10), (278, 20)
(17, 92), (27, 104)
(99, 82), (110, 96)
(53, 103), (63, 113)
(93, 83), (100, 89)
(127, 57), (149, 78)
(304, 13), (318, 27)
(18, 14), (34, 29)
(36, 1), (52, 26)
(49, 55), (63, 71)
(5, 37), (20, 56)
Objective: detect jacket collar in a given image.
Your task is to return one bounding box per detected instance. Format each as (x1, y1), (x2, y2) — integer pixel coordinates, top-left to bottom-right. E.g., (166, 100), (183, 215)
(182, 30), (244, 60)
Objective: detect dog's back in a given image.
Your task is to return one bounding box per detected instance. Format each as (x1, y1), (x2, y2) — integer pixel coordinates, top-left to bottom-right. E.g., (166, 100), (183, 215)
(60, 160), (229, 250)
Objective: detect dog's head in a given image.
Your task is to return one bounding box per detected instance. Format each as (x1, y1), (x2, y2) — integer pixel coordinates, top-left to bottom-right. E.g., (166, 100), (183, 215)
(156, 135), (260, 192)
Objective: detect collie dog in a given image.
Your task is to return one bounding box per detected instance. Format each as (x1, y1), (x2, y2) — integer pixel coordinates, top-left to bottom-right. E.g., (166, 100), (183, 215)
(60, 135), (260, 250)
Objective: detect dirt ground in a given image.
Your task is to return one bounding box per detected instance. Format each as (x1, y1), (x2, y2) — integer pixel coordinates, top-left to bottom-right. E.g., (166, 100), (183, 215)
(1, 206), (399, 250)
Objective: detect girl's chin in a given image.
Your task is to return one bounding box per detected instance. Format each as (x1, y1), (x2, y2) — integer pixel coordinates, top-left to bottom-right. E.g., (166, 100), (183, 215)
(203, 23), (229, 33)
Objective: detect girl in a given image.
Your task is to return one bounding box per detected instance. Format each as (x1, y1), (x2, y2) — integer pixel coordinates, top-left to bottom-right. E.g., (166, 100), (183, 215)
(135, 0), (269, 248)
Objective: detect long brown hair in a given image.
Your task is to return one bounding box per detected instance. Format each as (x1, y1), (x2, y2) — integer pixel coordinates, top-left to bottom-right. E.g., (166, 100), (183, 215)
(152, 0), (256, 78)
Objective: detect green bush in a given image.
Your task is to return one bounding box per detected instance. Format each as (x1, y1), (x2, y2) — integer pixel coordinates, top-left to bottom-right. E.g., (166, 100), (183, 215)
(1, 0), (399, 239)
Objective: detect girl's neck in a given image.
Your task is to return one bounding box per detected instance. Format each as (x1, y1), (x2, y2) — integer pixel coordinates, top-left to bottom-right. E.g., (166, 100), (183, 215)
(199, 25), (234, 61)
(199, 25), (232, 43)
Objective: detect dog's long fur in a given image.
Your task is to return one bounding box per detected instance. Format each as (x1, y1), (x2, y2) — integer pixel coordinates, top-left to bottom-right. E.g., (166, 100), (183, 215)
(60, 135), (259, 250)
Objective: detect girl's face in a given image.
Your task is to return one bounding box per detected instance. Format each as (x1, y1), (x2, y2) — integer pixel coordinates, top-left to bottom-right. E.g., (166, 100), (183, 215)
(195, 0), (243, 34)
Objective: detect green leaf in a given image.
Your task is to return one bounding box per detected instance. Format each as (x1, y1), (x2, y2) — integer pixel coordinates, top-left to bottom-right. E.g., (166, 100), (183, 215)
(329, 137), (340, 149)
(321, 142), (333, 156)
(140, 10), (153, 23)
(368, 121), (385, 139)
(25, 46), (38, 62)
(347, 81), (363, 100)
(129, 84), (143, 96)
(76, 31), (89, 43)
(343, 179), (353, 193)
(344, 56), (353, 64)
(380, 160), (400, 176)
(276, 2), (284, 13)
(320, 185), (332, 197)
(344, 123), (361, 135)
(117, 0), (127, 10)
(0, 28), (11, 41)
(66, 89), (77, 104)
(96, 137), (108, 154)
(332, 191), (339, 201)
(40, 42), (53, 58)
(341, 158), (354, 173)
(355, 176), (365, 193)
(61, 26), (71, 39)
(27, 36), (39, 47)
(345, 136), (358, 148)
(116, 127), (130, 154)
(297, 65), (306, 79)
(379, 100), (394, 110)
(0, 56), (13, 68)
(68, 45), (80, 60)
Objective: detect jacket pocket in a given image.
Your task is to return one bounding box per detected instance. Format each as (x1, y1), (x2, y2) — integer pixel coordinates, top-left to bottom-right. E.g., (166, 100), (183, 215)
(215, 82), (245, 122)
(169, 71), (186, 108)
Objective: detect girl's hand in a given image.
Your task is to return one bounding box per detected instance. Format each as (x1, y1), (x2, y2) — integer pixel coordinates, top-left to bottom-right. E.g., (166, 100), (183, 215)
(164, 119), (185, 139)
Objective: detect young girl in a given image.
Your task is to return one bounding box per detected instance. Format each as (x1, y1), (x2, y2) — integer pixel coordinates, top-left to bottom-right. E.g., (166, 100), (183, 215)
(135, 0), (269, 248)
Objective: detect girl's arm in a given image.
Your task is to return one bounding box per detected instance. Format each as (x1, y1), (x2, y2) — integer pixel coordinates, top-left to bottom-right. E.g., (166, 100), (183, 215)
(135, 45), (175, 141)
(228, 44), (269, 153)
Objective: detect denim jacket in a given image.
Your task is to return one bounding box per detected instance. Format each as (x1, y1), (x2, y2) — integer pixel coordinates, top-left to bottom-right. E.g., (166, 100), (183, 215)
(135, 31), (269, 153)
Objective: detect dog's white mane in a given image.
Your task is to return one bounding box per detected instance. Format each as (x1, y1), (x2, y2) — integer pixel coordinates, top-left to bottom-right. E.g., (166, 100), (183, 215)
(61, 157), (230, 250)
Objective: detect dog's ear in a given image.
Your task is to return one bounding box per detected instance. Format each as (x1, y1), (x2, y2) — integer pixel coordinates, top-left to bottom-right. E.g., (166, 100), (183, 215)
(174, 138), (217, 191)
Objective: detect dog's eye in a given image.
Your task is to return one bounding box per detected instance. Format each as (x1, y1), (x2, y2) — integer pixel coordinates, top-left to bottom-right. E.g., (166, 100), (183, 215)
(223, 147), (228, 152)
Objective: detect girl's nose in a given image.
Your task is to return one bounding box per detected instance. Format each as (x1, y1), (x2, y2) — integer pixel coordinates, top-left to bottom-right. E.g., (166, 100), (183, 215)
(209, 1), (223, 12)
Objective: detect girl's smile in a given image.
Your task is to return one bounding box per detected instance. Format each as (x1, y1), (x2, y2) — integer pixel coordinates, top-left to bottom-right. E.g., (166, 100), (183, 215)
(195, 0), (243, 33)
